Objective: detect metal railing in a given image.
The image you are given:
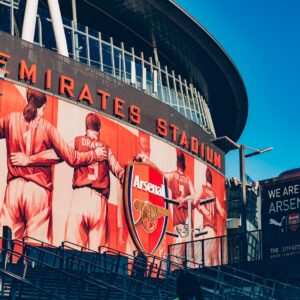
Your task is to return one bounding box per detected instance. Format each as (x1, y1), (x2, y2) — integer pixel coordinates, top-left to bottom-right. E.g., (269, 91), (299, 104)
(168, 229), (263, 268)
(0, 0), (216, 136)
(0, 268), (63, 299)
(1, 243), (108, 299)
(4, 235), (297, 299)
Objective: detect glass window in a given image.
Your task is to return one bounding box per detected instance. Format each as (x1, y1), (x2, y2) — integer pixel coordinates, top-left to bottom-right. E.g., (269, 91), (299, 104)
(191, 110), (197, 123)
(102, 42), (112, 75)
(0, 4), (10, 34)
(179, 106), (185, 116)
(169, 89), (177, 106)
(156, 80), (163, 102)
(124, 53), (132, 84)
(77, 32), (87, 64)
(89, 37), (100, 69)
(135, 58), (142, 90)
(41, 17), (56, 52)
(114, 48), (123, 80)
(143, 63), (152, 95)
(161, 73), (170, 104)
(64, 27), (73, 59)
(175, 80), (184, 106)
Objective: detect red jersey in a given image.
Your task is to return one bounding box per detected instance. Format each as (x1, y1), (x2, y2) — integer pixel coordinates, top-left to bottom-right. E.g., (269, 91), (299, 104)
(201, 185), (217, 228)
(166, 170), (194, 226)
(72, 134), (124, 198)
(0, 112), (97, 190)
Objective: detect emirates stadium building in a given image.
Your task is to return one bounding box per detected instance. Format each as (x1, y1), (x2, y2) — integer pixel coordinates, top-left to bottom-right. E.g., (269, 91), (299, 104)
(6, 1), (294, 299)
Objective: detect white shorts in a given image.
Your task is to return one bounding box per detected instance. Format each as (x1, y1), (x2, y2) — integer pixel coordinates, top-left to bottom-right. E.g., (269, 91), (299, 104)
(202, 225), (219, 266)
(64, 187), (108, 251)
(0, 178), (50, 241)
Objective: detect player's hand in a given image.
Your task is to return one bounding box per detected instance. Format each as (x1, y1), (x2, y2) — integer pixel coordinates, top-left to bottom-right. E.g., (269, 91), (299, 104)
(10, 152), (30, 166)
(95, 146), (107, 161)
(178, 197), (187, 209)
(119, 169), (125, 185)
(135, 153), (150, 164)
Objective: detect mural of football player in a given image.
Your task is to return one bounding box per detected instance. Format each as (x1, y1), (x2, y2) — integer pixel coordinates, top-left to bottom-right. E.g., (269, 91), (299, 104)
(64, 113), (124, 250)
(195, 167), (226, 266)
(164, 151), (195, 239)
(11, 112), (124, 250)
(0, 89), (103, 241)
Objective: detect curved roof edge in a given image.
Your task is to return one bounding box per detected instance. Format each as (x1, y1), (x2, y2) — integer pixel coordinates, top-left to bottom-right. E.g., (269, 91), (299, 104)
(165, 0), (248, 141)
(60, 0), (248, 141)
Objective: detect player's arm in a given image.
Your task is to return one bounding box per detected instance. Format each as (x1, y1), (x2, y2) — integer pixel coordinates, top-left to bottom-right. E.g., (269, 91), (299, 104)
(11, 149), (62, 166)
(107, 146), (125, 184)
(46, 123), (105, 167)
(193, 187), (210, 216)
(216, 197), (226, 219)
(177, 178), (195, 208)
(10, 141), (74, 166)
(184, 178), (196, 202)
(136, 153), (164, 174)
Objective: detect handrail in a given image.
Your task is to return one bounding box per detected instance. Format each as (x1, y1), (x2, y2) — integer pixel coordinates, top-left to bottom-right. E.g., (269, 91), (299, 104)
(6, 239), (147, 300)
(166, 252), (300, 299)
(63, 243), (252, 298)
(223, 264), (300, 291)
(24, 237), (300, 296)
(1, 247), (91, 298)
(61, 243), (166, 296)
(197, 265), (278, 297)
(22, 236), (57, 248)
(99, 244), (186, 270)
(21, 240), (163, 298)
(221, 264), (300, 297)
(0, 268), (63, 299)
(8, 236), (294, 299)
(99, 244), (136, 259)
(166, 250), (285, 298)
(76, 242), (248, 297)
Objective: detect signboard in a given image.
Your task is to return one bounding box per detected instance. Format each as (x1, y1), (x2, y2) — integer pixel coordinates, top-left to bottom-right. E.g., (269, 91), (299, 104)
(262, 178), (300, 259)
(124, 162), (169, 254)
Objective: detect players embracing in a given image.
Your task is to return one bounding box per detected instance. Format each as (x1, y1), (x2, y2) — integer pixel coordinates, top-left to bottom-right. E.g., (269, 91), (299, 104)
(10, 108), (124, 250)
(0, 89), (104, 241)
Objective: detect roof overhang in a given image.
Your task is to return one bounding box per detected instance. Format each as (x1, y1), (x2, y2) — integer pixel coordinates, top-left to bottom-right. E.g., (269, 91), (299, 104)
(59, 0), (248, 141)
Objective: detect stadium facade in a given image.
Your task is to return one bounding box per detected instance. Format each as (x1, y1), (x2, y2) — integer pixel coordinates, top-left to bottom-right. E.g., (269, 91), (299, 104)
(0, 0), (248, 265)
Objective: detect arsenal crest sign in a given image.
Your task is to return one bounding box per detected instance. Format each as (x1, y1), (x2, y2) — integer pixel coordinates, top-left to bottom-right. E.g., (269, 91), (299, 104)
(289, 213), (299, 232)
(124, 162), (169, 254)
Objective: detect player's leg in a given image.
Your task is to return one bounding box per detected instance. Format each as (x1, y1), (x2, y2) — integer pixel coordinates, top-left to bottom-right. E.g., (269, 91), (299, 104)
(203, 226), (216, 266)
(88, 192), (108, 251)
(0, 178), (26, 239)
(64, 188), (89, 247)
(212, 232), (219, 266)
(23, 181), (50, 242)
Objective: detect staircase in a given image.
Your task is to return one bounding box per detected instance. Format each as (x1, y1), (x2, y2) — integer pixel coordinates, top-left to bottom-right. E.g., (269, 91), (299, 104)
(1, 237), (300, 299)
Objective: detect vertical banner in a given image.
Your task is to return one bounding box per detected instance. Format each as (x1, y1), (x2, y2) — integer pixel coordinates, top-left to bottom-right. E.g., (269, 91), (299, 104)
(262, 178), (300, 259)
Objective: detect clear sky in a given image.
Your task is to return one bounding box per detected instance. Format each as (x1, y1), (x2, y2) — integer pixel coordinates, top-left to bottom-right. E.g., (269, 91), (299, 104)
(176, 0), (300, 181)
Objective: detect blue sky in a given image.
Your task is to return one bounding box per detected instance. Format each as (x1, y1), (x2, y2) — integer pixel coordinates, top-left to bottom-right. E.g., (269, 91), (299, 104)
(176, 0), (300, 181)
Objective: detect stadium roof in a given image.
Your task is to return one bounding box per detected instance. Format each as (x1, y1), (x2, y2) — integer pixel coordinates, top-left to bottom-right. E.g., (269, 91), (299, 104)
(59, 0), (248, 142)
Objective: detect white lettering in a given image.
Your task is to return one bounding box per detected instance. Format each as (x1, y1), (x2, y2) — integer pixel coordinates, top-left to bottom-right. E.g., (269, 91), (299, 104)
(269, 203), (275, 214)
(269, 197), (300, 213)
(268, 188), (281, 199)
(133, 175), (165, 197)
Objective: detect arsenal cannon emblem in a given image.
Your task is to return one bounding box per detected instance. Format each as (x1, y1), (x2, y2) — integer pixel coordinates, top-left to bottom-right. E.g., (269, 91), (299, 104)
(124, 162), (169, 254)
